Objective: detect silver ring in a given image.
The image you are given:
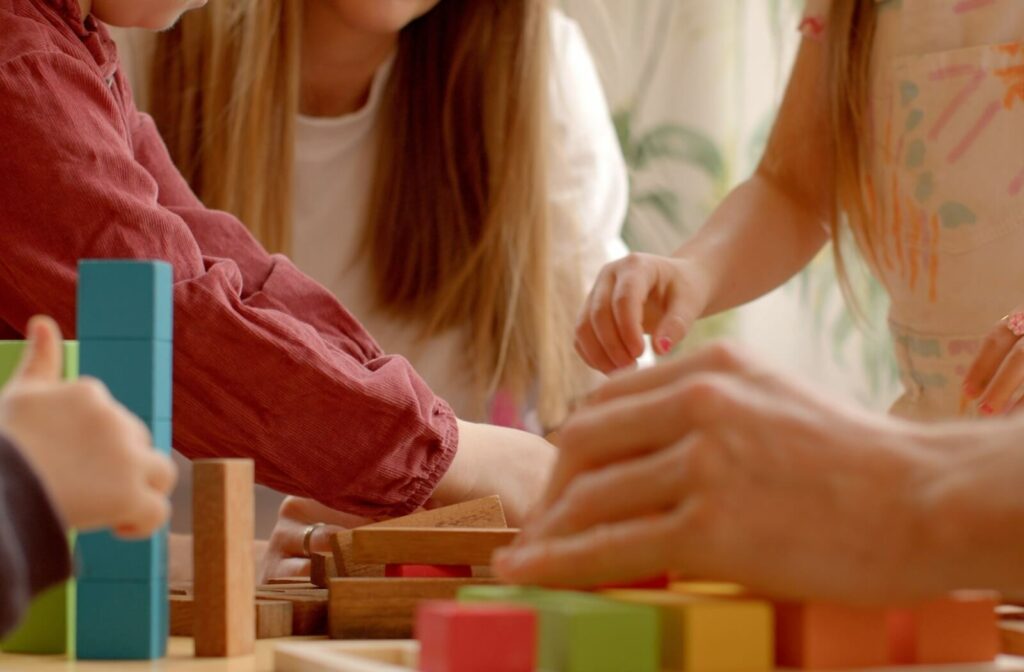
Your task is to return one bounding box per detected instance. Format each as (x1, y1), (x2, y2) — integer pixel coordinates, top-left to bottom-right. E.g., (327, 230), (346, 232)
(302, 523), (325, 559)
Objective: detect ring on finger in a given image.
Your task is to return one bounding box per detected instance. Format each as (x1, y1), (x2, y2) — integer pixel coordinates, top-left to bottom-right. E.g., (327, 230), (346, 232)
(1004, 312), (1024, 337)
(302, 523), (326, 559)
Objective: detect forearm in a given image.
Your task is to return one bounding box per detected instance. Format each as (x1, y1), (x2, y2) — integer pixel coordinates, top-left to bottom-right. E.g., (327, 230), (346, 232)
(672, 172), (828, 317)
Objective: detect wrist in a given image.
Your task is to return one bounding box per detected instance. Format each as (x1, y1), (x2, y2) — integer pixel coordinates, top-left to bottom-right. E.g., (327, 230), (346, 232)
(669, 250), (715, 319)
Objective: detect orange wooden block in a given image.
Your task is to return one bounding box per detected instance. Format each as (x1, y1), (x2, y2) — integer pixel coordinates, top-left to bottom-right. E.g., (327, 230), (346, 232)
(889, 593), (999, 664)
(774, 602), (889, 669)
(1002, 622), (1024, 655)
(193, 459), (256, 657)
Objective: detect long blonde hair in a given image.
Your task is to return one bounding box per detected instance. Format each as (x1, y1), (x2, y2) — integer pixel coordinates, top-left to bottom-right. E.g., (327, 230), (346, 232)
(827, 0), (879, 299)
(151, 0), (584, 428)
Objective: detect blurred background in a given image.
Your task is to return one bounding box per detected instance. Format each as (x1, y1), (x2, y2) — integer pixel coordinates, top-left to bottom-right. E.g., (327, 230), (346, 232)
(561, 0), (900, 410)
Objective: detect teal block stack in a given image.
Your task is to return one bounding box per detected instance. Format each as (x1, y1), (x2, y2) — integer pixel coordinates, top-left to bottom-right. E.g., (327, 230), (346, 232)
(459, 585), (660, 672)
(0, 341), (78, 655)
(75, 260), (173, 660)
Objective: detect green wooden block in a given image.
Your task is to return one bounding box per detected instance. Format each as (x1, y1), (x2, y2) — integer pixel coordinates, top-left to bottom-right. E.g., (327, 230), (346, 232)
(77, 261), (173, 341)
(460, 585), (660, 672)
(0, 343), (77, 655)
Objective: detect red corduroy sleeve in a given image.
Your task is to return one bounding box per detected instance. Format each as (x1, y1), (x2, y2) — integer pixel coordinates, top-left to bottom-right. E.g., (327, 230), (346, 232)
(0, 52), (458, 518)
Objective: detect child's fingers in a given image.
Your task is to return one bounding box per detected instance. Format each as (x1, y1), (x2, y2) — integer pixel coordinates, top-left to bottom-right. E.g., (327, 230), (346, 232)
(975, 340), (1024, 414)
(963, 322), (1018, 398)
(11, 315), (63, 384)
(587, 276), (637, 371)
(609, 273), (650, 361)
(574, 329), (617, 375)
(115, 492), (171, 539)
(143, 452), (177, 496)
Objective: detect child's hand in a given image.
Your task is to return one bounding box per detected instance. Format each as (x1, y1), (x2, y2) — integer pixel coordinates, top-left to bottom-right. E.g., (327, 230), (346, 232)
(0, 316), (176, 537)
(962, 311), (1024, 415)
(575, 254), (712, 373)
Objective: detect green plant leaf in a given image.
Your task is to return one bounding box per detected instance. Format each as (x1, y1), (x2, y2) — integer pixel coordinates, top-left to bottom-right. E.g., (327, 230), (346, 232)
(632, 189), (682, 228)
(633, 124), (727, 182)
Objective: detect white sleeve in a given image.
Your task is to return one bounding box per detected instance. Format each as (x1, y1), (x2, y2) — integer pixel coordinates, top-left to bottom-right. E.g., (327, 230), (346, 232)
(546, 10), (630, 294)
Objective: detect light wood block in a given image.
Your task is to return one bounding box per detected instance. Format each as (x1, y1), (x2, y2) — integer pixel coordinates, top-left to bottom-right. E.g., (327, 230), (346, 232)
(350, 528), (518, 566)
(1002, 622), (1024, 655)
(255, 591), (328, 636)
(670, 582), (751, 598)
(331, 496), (507, 578)
(275, 640), (419, 672)
(312, 552), (339, 588)
(170, 595), (193, 637)
(328, 578), (496, 640)
(193, 459), (255, 657)
(889, 593), (999, 664)
(266, 577), (317, 586)
(255, 600), (293, 639)
(604, 590), (772, 672)
(1000, 605), (1024, 620)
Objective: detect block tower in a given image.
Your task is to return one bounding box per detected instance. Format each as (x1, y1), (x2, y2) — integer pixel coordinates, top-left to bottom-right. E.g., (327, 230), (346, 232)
(0, 341), (78, 655)
(75, 260), (173, 660)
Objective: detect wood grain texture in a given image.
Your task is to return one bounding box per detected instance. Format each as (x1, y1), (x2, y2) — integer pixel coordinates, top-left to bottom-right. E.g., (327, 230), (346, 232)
(328, 578), (496, 640)
(170, 595), (193, 637)
(193, 459), (255, 657)
(275, 640), (419, 672)
(255, 600), (293, 639)
(351, 528), (518, 566)
(255, 591), (328, 636)
(312, 552), (339, 588)
(330, 496), (507, 578)
(1003, 622), (1024, 656)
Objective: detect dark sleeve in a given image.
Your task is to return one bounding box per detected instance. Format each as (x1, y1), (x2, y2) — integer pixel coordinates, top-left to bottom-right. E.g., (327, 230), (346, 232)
(0, 434), (71, 638)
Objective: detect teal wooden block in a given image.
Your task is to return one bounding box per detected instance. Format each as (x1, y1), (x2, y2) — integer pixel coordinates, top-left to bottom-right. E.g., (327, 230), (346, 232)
(150, 419), (172, 454)
(76, 261), (173, 341)
(79, 340), (172, 421)
(0, 341), (79, 384)
(76, 528), (167, 582)
(76, 578), (167, 660)
(460, 586), (660, 672)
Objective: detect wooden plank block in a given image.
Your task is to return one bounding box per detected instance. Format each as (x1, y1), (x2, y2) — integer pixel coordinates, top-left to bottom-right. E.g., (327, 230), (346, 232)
(258, 582), (320, 592)
(416, 601), (535, 672)
(351, 528), (518, 566)
(1002, 622), (1024, 655)
(459, 584), (660, 672)
(312, 552), (340, 588)
(328, 578), (497, 640)
(1000, 604), (1024, 620)
(331, 496), (507, 578)
(889, 592), (999, 664)
(170, 594), (193, 636)
(275, 640), (419, 672)
(385, 565), (472, 579)
(774, 602), (889, 669)
(193, 459), (255, 657)
(266, 577), (319, 586)
(256, 591), (328, 636)
(604, 589), (772, 672)
(256, 599), (294, 639)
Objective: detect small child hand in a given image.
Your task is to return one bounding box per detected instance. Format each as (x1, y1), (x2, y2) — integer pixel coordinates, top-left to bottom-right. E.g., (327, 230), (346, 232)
(962, 309), (1024, 415)
(0, 316), (176, 537)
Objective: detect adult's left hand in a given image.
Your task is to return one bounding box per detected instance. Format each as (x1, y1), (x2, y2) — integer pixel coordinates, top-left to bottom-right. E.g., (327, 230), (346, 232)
(259, 496), (370, 582)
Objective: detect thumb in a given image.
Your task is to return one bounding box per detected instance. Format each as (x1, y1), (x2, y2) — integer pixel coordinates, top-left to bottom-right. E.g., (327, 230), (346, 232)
(652, 293), (697, 355)
(12, 316), (64, 384)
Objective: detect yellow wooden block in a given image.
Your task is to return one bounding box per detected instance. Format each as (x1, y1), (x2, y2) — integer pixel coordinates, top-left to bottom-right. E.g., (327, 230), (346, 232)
(604, 590), (773, 672)
(670, 582), (750, 598)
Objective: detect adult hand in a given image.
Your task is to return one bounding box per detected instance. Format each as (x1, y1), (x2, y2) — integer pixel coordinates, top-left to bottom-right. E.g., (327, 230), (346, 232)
(575, 253), (711, 373)
(496, 343), (964, 603)
(0, 316), (176, 537)
(260, 496), (370, 581)
(963, 310), (1024, 415)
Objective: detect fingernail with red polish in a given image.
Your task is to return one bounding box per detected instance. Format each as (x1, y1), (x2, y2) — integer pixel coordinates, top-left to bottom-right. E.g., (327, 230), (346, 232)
(980, 403), (995, 416)
(962, 382), (978, 398)
(657, 337), (672, 354)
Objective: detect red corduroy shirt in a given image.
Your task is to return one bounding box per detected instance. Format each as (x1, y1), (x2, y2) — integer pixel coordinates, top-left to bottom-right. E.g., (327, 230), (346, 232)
(0, 0), (459, 518)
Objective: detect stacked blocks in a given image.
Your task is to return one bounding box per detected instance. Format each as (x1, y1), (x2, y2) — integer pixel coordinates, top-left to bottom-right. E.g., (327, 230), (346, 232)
(415, 601), (536, 672)
(773, 602), (890, 669)
(75, 260), (173, 660)
(0, 340), (79, 655)
(888, 593), (999, 664)
(459, 585), (660, 672)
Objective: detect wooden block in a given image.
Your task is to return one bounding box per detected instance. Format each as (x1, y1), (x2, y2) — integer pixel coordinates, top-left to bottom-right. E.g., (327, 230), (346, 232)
(351, 528), (518, 567)
(256, 591), (329, 636)
(385, 565), (472, 579)
(169, 581), (192, 596)
(77, 530), (166, 581)
(604, 590), (772, 672)
(1002, 622), (1024, 655)
(670, 582), (751, 598)
(774, 602), (889, 669)
(889, 592), (999, 664)
(77, 260), (173, 340)
(266, 577), (320, 586)
(76, 579), (166, 660)
(459, 585), (660, 672)
(275, 640), (419, 672)
(193, 459), (255, 657)
(170, 594), (193, 636)
(312, 552), (340, 588)
(328, 578), (496, 640)
(256, 599), (294, 639)
(331, 497), (507, 578)
(595, 574), (670, 591)
(1000, 604), (1024, 620)
(416, 601), (535, 672)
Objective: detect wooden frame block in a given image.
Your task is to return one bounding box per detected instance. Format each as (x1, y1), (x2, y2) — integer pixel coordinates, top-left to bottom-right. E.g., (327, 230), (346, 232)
(275, 640), (419, 672)
(329, 578), (496, 640)
(312, 552), (340, 588)
(193, 459), (255, 657)
(889, 593), (999, 664)
(351, 528), (518, 566)
(331, 497), (507, 578)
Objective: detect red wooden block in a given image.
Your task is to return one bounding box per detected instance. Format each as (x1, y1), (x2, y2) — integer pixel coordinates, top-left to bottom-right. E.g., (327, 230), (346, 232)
(775, 602), (889, 669)
(385, 564), (472, 578)
(416, 600), (536, 672)
(889, 593), (999, 664)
